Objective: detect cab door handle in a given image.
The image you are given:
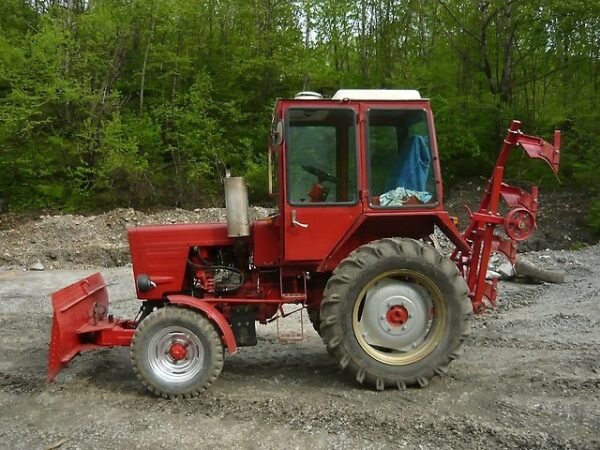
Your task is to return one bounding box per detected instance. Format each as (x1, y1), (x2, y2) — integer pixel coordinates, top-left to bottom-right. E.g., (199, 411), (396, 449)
(291, 210), (308, 228)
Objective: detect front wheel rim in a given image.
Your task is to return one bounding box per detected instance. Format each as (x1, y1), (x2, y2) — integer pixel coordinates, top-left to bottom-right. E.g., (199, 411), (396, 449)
(146, 326), (205, 384)
(352, 269), (446, 365)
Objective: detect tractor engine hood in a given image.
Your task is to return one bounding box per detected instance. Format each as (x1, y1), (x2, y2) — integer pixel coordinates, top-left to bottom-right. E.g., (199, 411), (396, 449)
(128, 222), (236, 299)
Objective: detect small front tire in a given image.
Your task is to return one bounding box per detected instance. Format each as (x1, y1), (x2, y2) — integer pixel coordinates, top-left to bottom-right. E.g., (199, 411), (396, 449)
(130, 306), (224, 398)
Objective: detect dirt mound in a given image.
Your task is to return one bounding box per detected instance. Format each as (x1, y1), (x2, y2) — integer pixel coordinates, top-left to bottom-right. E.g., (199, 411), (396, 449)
(0, 184), (596, 271)
(0, 207), (272, 270)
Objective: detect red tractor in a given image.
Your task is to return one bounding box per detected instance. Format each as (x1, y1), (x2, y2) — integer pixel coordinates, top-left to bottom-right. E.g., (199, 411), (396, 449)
(48, 89), (561, 398)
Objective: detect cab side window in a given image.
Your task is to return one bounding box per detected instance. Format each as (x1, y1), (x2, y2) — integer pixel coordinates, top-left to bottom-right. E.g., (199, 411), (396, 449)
(286, 109), (357, 204)
(368, 109), (436, 207)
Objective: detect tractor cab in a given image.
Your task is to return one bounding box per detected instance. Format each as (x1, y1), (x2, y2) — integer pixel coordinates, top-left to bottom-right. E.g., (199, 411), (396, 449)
(268, 90), (442, 265)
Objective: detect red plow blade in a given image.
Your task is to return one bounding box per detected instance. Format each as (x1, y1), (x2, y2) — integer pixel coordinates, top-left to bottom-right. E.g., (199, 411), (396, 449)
(48, 273), (110, 381)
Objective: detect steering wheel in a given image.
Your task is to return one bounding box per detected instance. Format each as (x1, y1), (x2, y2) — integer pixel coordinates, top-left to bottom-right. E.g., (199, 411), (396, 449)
(301, 165), (337, 184)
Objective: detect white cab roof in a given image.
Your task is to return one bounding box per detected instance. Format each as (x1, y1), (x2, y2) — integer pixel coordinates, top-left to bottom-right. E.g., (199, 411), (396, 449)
(332, 89), (421, 101)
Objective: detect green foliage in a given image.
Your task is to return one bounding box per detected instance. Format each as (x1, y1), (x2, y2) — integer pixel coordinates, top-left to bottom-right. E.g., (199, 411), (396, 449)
(0, 0), (598, 219)
(245, 159), (269, 204)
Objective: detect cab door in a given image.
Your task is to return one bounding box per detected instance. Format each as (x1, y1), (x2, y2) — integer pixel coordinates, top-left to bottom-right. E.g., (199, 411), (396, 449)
(282, 106), (363, 262)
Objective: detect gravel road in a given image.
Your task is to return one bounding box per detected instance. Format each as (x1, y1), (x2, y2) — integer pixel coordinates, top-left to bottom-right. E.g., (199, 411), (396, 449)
(0, 243), (599, 449)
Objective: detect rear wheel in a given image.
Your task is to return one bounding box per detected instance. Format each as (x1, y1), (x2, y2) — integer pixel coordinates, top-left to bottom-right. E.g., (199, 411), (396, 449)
(131, 306), (224, 398)
(307, 308), (322, 336)
(320, 238), (471, 389)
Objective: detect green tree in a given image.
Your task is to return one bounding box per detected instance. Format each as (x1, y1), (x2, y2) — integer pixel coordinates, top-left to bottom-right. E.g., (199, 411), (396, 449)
(0, 0), (597, 232)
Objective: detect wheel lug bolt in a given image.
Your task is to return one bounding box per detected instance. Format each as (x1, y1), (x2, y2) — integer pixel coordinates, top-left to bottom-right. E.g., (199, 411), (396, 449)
(402, 326), (407, 331)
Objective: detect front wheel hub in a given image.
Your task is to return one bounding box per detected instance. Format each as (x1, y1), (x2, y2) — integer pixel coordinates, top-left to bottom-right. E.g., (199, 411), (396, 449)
(169, 342), (188, 361)
(147, 326), (205, 384)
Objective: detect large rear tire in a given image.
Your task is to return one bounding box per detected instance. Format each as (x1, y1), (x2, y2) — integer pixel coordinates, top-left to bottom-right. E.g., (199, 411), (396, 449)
(131, 306), (224, 398)
(320, 238), (471, 389)
(307, 308), (322, 336)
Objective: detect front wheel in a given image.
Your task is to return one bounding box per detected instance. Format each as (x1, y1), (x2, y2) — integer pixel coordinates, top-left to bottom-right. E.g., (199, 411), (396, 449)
(130, 306), (224, 398)
(320, 238), (471, 389)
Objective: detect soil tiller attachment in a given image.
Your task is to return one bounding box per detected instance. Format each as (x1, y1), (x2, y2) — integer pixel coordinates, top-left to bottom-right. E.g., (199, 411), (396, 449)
(450, 120), (561, 312)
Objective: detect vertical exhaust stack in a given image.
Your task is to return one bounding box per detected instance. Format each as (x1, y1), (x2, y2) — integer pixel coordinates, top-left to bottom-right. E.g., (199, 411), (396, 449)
(224, 175), (250, 237)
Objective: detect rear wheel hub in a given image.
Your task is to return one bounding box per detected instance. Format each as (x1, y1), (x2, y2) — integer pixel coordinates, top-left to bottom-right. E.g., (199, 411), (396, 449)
(386, 305), (409, 327)
(357, 277), (434, 355)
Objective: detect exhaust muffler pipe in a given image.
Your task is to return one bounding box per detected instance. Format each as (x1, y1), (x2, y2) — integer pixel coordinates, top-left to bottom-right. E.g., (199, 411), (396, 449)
(224, 176), (250, 237)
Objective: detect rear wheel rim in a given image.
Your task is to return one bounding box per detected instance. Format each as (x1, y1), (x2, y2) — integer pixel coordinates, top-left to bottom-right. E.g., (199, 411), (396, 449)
(352, 269), (446, 365)
(147, 326), (205, 384)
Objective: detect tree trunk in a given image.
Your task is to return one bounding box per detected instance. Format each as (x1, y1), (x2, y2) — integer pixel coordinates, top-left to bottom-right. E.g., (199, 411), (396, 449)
(499, 0), (515, 104)
(139, 13), (156, 117)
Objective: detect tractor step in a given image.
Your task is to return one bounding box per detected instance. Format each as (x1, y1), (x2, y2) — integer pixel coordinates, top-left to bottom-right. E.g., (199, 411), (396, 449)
(276, 305), (305, 343)
(279, 270), (308, 303)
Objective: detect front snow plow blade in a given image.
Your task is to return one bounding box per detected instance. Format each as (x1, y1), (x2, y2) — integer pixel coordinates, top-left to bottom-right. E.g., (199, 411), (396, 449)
(48, 273), (135, 382)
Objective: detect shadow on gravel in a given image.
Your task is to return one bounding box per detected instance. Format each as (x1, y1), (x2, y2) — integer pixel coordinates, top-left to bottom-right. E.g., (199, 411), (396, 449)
(69, 343), (350, 394)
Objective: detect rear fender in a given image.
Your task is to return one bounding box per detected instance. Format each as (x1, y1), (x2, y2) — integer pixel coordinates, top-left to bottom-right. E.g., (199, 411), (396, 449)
(166, 295), (238, 354)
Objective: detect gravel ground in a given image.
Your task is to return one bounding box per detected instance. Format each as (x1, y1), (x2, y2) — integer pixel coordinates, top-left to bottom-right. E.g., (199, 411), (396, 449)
(0, 197), (599, 449)
(0, 243), (599, 449)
